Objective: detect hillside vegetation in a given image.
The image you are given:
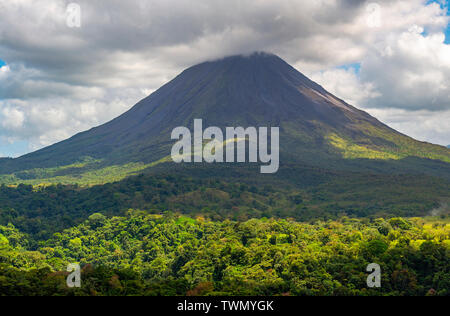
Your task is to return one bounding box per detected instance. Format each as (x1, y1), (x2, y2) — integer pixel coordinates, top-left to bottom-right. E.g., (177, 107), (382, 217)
(0, 212), (448, 296)
(0, 174), (448, 241)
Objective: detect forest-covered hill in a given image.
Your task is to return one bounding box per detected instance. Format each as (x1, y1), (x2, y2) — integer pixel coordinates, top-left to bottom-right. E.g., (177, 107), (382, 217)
(1, 212), (448, 296)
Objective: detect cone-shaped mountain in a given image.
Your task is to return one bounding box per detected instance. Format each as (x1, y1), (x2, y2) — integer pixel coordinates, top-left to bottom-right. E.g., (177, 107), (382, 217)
(1, 52), (449, 180)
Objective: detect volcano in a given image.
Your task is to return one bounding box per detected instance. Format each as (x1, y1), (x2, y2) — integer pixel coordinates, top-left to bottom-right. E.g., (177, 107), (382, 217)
(0, 52), (449, 184)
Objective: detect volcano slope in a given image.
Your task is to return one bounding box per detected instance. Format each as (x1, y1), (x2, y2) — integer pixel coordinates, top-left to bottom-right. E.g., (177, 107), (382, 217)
(0, 53), (449, 224)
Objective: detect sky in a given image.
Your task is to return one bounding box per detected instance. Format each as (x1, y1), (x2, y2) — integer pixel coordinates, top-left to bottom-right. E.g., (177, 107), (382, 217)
(0, 0), (449, 157)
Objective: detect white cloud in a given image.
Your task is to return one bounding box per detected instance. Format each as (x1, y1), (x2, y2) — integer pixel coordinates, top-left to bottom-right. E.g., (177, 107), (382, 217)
(1, 107), (25, 130)
(0, 94), (138, 148)
(0, 65), (10, 73)
(361, 28), (450, 112)
(366, 108), (450, 146)
(307, 67), (381, 107)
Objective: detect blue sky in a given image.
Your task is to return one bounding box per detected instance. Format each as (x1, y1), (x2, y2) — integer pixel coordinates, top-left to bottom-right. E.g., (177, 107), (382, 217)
(0, 59), (30, 158)
(338, 63), (361, 75)
(0, 140), (29, 158)
(427, 0), (450, 42)
(0, 59), (28, 157)
(446, 10), (450, 43)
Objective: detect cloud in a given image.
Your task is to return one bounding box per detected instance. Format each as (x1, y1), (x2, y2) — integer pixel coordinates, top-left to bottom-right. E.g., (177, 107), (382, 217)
(0, 0), (449, 154)
(366, 108), (450, 146)
(361, 26), (450, 112)
(1, 106), (25, 130)
(307, 66), (381, 107)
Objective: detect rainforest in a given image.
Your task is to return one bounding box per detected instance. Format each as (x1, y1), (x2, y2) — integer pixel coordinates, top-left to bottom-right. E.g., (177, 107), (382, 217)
(0, 172), (449, 296)
(1, 210), (448, 296)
